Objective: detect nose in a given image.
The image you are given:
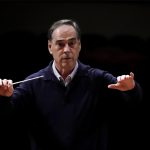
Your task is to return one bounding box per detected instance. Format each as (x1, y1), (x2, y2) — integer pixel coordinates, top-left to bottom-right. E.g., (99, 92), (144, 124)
(64, 44), (70, 53)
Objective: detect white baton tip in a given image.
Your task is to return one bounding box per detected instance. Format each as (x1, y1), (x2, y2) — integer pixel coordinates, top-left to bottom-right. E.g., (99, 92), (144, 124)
(12, 75), (44, 85)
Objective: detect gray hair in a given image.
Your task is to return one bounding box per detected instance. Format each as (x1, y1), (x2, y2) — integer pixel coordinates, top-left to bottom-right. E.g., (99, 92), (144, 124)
(47, 19), (81, 41)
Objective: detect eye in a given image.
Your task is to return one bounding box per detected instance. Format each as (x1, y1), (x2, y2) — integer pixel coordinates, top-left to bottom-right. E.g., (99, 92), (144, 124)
(57, 42), (65, 48)
(68, 39), (76, 48)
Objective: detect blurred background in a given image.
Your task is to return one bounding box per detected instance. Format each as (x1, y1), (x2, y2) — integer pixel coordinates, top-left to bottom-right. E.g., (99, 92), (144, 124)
(0, 0), (149, 150)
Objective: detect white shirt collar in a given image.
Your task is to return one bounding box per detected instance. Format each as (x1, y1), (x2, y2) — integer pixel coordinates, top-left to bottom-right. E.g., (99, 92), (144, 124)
(52, 61), (78, 86)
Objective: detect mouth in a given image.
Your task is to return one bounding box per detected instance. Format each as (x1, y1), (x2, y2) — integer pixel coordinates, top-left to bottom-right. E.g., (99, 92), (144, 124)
(61, 58), (72, 64)
(62, 57), (71, 60)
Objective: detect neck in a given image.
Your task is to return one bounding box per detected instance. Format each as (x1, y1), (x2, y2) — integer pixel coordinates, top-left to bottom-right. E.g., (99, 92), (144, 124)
(60, 69), (71, 79)
(56, 66), (73, 80)
(54, 61), (76, 80)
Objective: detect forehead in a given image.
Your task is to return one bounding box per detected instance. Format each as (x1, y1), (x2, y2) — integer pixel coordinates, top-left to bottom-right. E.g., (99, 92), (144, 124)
(52, 25), (77, 40)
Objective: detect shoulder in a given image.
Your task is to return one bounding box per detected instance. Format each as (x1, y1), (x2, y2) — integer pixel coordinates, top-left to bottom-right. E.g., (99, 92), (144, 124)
(25, 68), (47, 79)
(78, 61), (116, 84)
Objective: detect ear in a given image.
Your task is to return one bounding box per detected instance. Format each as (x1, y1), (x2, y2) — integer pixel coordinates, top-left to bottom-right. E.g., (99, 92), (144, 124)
(49, 48), (52, 54)
(48, 40), (53, 54)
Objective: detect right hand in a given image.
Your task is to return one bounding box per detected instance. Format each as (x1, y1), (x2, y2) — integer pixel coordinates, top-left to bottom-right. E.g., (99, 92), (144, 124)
(0, 79), (14, 97)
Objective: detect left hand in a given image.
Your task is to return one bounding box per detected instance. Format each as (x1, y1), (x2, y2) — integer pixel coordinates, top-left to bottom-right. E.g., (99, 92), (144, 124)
(108, 72), (135, 91)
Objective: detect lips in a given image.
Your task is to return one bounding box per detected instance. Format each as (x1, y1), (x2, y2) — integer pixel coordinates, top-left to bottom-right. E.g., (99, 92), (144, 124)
(64, 57), (71, 59)
(62, 56), (71, 59)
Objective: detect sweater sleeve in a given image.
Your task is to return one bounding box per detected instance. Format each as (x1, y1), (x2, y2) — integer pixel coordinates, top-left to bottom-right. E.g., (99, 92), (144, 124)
(90, 68), (143, 104)
(102, 71), (143, 104)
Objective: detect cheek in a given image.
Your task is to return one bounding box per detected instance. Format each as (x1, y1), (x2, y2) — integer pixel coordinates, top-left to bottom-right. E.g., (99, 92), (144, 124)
(74, 49), (80, 57)
(53, 51), (63, 60)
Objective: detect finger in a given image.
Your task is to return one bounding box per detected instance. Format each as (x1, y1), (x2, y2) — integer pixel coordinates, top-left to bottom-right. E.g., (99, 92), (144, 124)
(117, 76), (121, 82)
(120, 75), (126, 80)
(8, 80), (13, 88)
(3, 79), (9, 86)
(130, 72), (134, 78)
(0, 79), (2, 86)
(117, 75), (126, 82)
(125, 75), (130, 79)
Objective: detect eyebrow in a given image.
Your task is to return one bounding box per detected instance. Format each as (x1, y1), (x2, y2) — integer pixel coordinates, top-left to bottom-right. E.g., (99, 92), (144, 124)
(55, 37), (77, 43)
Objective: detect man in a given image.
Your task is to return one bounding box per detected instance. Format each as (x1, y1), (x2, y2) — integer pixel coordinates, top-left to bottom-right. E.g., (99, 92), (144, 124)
(0, 19), (142, 150)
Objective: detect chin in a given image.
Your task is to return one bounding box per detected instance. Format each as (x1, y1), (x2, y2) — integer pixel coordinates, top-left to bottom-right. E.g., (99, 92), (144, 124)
(62, 61), (74, 68)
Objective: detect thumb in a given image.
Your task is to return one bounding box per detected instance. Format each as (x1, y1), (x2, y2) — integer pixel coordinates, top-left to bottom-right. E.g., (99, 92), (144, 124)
(108, 83), (120, 90)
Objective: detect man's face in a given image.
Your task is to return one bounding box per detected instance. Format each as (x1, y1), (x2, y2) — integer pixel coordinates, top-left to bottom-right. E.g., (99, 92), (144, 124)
(48, 25), (81, 70)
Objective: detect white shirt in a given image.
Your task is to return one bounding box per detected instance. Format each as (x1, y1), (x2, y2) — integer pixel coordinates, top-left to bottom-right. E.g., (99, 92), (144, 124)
(52, 61), (78, 87)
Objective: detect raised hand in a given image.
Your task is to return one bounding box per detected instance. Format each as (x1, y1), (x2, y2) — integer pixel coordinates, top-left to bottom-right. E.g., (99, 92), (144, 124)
(108, 72), (135, 91)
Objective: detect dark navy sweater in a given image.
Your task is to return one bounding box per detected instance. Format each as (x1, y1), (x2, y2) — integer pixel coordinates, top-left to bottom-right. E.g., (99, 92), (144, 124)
(0, 61), (142, 150)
